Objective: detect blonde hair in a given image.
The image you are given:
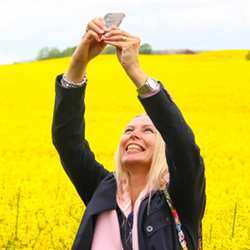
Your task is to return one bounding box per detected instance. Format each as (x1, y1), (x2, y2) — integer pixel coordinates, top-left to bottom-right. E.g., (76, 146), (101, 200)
(113, 114), (169, 213)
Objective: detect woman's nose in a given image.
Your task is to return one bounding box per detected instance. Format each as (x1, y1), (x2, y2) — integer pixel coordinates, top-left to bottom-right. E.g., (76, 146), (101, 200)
(129, 130), (140, 139)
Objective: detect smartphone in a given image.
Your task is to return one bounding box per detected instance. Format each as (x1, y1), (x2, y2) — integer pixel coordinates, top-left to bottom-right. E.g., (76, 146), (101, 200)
(104, 13), (125, 28)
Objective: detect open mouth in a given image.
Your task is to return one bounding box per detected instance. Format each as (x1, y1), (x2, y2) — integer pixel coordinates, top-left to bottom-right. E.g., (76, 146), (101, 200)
(126, 143), (145, 153)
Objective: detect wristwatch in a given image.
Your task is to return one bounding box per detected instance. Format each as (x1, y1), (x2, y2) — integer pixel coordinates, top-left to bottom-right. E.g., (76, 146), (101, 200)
(137, 77), (160, 96)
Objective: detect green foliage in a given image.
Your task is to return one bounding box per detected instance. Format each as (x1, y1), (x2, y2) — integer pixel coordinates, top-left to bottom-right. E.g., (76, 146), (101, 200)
(37, 47), (50, 60)
(101, 43), (153, 55)
(139, 43), (152, 54)
(36, 46), (76, 60)
(48, 48), (61, 58)
(36, 42), (153, 60)
(61, 46), (76, 57)
(102, 45), (116, 54)
(37, 47), (61, 60)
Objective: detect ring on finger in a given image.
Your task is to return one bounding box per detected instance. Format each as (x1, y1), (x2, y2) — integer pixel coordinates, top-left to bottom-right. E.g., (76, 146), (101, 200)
(122, 36), (127, 41)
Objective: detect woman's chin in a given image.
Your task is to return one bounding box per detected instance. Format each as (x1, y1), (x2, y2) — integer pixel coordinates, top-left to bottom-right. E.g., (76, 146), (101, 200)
(121, 155), (147, 167)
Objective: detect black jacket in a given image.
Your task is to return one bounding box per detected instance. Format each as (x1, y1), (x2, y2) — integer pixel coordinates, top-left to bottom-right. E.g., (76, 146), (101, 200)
(52, 74), (206, 250)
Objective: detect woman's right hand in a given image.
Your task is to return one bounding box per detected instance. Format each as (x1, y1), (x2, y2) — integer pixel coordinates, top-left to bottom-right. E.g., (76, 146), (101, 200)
(65, 17), (112, 82)
(79, 17), (110, 63)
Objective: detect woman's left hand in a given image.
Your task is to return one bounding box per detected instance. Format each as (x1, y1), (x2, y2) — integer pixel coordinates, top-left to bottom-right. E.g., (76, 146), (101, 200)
(101, 28), (141, 73)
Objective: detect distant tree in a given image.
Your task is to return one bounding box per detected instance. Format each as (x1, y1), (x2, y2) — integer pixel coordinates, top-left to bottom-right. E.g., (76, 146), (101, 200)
(37, 47), (61, 60)
(61, 46), (76, 57)
(246, 51), (250, 60)
(48, 47), (61, 58)
(102, 45), (116, 54)
(37, 47), (50, 60)
(102, 43), (153, 54)
(139, 43), (152, 54)
(36, 42), (154, 60)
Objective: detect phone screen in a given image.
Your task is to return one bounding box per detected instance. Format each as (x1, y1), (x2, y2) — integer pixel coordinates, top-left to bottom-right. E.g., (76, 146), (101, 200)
(104, 13), (125, 28)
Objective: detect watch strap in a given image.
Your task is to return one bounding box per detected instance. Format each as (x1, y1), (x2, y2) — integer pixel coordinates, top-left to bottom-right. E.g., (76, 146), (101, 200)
(137, 77), (160, 97)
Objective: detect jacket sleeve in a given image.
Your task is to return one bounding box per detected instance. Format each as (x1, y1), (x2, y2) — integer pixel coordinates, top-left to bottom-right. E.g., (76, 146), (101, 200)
(51, 74), (110, 206)
(138, 82), (206, 229)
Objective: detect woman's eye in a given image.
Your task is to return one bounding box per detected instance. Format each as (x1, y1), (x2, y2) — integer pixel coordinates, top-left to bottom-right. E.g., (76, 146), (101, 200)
(124, 128), (133, 133)
(144, 128), (154, 133)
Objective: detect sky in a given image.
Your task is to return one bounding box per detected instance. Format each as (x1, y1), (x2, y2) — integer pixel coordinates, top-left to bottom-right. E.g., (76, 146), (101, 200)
(0, 0), (249, 64)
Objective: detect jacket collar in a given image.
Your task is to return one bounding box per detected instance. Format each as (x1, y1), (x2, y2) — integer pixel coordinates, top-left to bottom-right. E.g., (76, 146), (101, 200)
(86, 172), (163, 217)
(86, 173), (117, 215)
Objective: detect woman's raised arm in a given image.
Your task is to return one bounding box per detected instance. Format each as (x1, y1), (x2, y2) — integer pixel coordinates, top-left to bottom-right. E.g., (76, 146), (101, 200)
(138, 86), (206, 228)
(51, 18), (113, 205)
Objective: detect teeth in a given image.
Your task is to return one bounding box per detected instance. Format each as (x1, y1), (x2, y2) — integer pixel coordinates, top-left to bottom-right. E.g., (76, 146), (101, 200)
(128, 145), (141, 150)
(127, 144), (143, 152)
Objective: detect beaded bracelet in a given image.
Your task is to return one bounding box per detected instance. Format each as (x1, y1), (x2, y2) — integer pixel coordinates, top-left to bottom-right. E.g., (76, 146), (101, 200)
(61, 73), (87, 88)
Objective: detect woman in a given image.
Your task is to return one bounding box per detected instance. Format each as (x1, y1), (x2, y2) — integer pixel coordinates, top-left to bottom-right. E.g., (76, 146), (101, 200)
(52, 17), (206, 250)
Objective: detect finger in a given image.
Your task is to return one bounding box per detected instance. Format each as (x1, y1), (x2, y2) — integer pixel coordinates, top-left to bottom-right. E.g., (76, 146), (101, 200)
(103, 28), (132, 38)
(87, 30), (102, 42)
(102, 35), (132, 42)
(87, 21), (105, 35)
(94, 17), (109, 32)
(103, 40), (131, 49)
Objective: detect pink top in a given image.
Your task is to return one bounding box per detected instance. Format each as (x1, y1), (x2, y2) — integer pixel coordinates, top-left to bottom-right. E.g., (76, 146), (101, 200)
(91, 183), (154, 250)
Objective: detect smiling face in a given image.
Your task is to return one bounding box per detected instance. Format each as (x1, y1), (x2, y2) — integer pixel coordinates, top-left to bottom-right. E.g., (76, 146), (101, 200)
(119, 115), (157, 171)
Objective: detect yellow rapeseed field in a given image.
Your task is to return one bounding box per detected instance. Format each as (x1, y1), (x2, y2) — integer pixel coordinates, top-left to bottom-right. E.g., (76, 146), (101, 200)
(0, 51), (249, 249)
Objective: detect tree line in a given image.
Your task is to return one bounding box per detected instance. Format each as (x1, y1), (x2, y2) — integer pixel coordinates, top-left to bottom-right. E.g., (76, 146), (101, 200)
(37, 46), (250, 61)
(36, 44), (153, 60)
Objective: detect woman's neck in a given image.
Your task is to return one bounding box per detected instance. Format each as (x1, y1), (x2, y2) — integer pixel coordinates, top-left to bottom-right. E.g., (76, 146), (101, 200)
(128, 172), (148, 209)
